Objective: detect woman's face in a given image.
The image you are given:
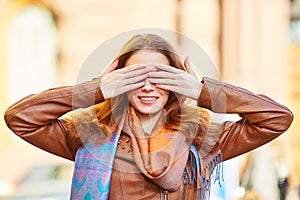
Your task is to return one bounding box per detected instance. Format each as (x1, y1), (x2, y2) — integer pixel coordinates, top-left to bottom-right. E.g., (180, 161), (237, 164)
(125, 49), (170, 116)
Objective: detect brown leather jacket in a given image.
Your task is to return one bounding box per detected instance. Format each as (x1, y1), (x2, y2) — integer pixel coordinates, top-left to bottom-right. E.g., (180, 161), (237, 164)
(4, 77), (293, 199)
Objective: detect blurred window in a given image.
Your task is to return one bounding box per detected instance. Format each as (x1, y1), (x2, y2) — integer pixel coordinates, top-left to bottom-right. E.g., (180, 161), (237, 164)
(5, 5), (57, 103)
(290, 0), (300, 43)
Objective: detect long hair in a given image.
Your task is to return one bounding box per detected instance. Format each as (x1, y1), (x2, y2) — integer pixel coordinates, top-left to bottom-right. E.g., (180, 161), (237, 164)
(67, 34), (216, 151)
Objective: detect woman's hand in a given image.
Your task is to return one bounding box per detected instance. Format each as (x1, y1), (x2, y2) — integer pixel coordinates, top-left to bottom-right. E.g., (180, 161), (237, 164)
(99, 60), (153, 99)
(148, 57), (203, 100)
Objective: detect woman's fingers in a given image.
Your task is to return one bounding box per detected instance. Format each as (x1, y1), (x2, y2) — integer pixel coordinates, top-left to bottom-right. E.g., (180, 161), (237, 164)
(99, 62), (202, 100)
(121, 82), (145, 92)
(122, 66), (151, 79)
(148, 77), (179, 86)
(100, 64), (153, 99)
(102, 59), (119, 75)
(184, 56), (196, 76)
(154, 64), (183, 74)
(118, 64), (147, 74)
(148, 63), (202, 100)
(147, 71), (178, 80)
(121, 74), (149, 87)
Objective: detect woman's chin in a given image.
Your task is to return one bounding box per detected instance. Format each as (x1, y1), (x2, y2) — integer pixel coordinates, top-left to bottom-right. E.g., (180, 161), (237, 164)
(134, 108), (163, 117)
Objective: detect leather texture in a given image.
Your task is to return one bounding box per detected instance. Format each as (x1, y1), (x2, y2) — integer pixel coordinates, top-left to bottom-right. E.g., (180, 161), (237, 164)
(4, 77), (294, 199)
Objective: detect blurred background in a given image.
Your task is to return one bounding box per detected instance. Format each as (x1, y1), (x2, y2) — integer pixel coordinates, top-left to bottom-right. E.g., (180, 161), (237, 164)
(0, 0), (299, 199)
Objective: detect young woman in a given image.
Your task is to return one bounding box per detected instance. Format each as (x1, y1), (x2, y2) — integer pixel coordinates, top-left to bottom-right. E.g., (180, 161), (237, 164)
(4, 33), (293, 200)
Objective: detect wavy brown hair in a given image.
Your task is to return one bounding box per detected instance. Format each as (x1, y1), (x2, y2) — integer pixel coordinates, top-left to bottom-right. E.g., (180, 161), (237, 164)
(67, 33), (217, 152)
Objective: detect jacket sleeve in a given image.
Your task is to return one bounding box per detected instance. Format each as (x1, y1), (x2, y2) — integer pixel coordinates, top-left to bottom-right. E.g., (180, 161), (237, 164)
(198, 77), (294, 161)
(4, 78), (105, 161)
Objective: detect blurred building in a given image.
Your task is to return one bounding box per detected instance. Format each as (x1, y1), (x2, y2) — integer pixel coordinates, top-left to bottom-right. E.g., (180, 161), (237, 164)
(288, 0), (300, 198)
(0, 0), (299, 199)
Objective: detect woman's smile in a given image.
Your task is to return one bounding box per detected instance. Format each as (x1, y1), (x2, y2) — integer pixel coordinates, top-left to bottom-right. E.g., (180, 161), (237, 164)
(138, 95), (159, 104)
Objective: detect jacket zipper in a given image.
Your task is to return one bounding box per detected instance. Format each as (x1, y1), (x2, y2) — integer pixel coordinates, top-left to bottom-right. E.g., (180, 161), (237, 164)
(162, 171), (188, 200)
(182, 172), (188, 200)
(163, 190), (168, 200)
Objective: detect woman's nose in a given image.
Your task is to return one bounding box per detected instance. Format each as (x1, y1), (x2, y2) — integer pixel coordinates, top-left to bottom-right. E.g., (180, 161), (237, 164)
(141, 79), (155, 91)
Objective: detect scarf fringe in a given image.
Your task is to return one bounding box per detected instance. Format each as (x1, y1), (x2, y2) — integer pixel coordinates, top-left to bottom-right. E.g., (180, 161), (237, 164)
(200, 152), (223, 200)
(188, 146), (224, 200)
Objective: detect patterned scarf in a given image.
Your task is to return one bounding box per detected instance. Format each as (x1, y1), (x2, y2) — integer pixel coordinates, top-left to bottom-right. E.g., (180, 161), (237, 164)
(123, 107), (190, 191)
(69, 107), (189, 199)
(70, 134), (119, 199)
(69, 107), (222, 199)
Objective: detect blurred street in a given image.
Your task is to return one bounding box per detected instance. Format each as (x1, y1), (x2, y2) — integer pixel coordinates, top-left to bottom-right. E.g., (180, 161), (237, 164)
(0, 0), (300, 199)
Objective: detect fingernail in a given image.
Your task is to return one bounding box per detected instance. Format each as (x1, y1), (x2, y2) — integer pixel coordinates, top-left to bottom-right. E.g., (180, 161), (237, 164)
(186, 56), (190, 63)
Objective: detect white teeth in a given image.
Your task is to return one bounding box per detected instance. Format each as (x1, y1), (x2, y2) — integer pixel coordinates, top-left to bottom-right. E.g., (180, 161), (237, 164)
(140, 97), (157, 101)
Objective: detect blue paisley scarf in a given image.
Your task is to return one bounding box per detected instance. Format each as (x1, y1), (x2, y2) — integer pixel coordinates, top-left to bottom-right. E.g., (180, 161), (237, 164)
(70, 134), (119, 199)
